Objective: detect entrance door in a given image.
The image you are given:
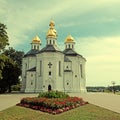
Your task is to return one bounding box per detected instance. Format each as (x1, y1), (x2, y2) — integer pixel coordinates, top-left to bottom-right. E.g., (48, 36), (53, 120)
(48, 85), (52, 91)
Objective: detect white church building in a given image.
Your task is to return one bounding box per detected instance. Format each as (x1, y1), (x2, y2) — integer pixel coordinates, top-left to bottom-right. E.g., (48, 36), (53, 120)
(21, 21), (86, 93)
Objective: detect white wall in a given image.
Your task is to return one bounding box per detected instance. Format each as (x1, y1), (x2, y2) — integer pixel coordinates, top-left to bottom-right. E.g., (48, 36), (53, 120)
(21, 52), (86, 93)
(25, 71), (36, 92)
(64, 55), (86, 92)
(35, 52), (64, 92)
(21, 56), (36, 92)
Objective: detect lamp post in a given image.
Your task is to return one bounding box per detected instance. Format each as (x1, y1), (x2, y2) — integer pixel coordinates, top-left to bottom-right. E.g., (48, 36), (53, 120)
(111, 81), (116, 94)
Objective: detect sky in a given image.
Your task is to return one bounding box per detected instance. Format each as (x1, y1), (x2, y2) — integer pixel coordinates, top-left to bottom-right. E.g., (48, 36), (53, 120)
(0, 0), (120, 86)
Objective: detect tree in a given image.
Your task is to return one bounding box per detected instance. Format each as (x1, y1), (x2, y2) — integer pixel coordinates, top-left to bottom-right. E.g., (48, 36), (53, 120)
(0, 23), (9, 52)
(0, 22), (9, 79)
(3, 47), (24, 70)
(0, 55), (12, 93)
(0, 56), (21, 93)
(0, 54), (8, 79)
(0, 23), (22, 93)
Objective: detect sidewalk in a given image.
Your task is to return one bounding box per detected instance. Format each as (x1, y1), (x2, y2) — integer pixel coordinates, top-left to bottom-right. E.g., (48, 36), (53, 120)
(69, 92), (120, 113)
(0, 93), (120, 114)
(0, 94), (37, 111)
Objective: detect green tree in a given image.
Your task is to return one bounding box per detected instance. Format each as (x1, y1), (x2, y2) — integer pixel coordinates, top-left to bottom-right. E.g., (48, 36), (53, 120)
(0, 22), (9, 79)
(0, 56), (21, 93)
(0, 54), (8, 79)
(0, 23), (9, 52)
(3, 47), (24, 70)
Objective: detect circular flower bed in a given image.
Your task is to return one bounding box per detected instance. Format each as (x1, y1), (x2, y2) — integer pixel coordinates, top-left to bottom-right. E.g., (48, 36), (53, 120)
(17, 91), (88, 114)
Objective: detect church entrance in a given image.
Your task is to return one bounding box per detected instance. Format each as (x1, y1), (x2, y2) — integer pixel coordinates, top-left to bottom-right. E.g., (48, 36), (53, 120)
(48, 85), (52, 91)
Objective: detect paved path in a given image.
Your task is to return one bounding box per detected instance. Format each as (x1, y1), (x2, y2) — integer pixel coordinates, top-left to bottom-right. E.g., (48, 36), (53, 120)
(0, 93), (120, 114)
(70, 92), (120, 113)
(0, 94), (37, 111)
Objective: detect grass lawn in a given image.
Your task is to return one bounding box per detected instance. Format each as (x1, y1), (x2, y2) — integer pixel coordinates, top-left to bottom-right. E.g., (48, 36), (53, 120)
(0, 104), (120, 120)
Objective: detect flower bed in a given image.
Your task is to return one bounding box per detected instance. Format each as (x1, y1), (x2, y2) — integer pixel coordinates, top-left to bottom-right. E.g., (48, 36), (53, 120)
(17, 96), (88, 114)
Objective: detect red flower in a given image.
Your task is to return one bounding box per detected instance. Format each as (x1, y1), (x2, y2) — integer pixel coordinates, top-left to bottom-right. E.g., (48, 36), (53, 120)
(17, 96), (88, 115)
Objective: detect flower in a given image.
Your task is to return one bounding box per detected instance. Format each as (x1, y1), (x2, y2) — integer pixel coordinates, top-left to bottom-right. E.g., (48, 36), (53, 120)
(17, 96), (88, 115)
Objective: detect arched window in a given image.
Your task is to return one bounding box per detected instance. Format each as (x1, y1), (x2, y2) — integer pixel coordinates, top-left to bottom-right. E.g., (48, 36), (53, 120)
(80, 64), (83, 78)
(69, 44), (70, 48)
(59, 61), (61, 76)
(34, 45), (36, 49)
(37, 46), (39, 50)
(49, 71), (51, 76)
(50, 40), (51, 44)
(40, 61), (42, 76)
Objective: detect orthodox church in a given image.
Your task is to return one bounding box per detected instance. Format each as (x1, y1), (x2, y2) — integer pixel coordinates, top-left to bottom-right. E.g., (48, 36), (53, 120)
(21, 21), (86, 93)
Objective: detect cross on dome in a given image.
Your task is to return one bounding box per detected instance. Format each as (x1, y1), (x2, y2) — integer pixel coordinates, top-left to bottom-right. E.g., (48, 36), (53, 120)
(46, 20), (57, 38)
(49, 20), (55, 29)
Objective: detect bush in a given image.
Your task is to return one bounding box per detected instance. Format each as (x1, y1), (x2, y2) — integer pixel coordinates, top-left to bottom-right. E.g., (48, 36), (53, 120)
(11, 84), (21, 91)
(38, 91), (69, 98)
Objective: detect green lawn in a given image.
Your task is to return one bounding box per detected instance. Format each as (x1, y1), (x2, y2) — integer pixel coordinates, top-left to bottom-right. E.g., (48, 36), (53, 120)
(0, 104), (120, 120)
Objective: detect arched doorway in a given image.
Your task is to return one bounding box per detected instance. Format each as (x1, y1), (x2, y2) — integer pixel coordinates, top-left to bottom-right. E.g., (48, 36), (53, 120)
(48, 85), (52, 91)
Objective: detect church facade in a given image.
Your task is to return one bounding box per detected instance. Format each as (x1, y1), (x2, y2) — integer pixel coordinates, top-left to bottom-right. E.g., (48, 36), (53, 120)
(21, 21), (86, 93)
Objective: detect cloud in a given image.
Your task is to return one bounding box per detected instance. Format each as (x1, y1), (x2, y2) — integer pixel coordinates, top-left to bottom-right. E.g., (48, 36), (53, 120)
(0, 0), (75, 47)
(0, 0), (120, 48)
(1, 0), (120, 86)
(75, 36), (120, 86)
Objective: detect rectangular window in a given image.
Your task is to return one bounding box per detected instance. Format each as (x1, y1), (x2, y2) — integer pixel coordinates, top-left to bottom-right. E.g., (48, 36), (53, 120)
(37, 46), (39, 50)
(59, 61), (61, 76)
(40, 61), (42, 76)
(80, 64), (83, 78)
(49, 71), (51, 76)
(25, 63), (27, 76)
(34, 45), (36, 49)
(50, 40), (51, 44)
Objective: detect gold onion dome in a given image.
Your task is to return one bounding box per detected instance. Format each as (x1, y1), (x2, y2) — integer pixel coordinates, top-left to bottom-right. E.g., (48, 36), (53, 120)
(65, 35), (75, 43)
(47, 29), (56, 37)
(46, 20), (57, 38)
(32, 35), (41, 43)
(49, 20), (55, 29)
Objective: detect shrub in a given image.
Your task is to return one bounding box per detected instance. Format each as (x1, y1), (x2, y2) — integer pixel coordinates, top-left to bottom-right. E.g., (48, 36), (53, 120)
(11, 84), (21, 91)
(38, 91), (69, 98)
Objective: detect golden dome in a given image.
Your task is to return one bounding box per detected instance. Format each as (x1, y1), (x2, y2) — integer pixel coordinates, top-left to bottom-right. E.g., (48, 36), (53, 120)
(65, 35), (75, 43)
(49, 20), (55, 29)
(46, 29), (56, 38)
(46, 20), (57, 38)
(32, 35), (41, 43)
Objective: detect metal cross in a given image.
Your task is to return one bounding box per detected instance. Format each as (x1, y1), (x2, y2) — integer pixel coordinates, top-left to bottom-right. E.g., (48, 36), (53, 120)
(48, 62), (52, 68)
